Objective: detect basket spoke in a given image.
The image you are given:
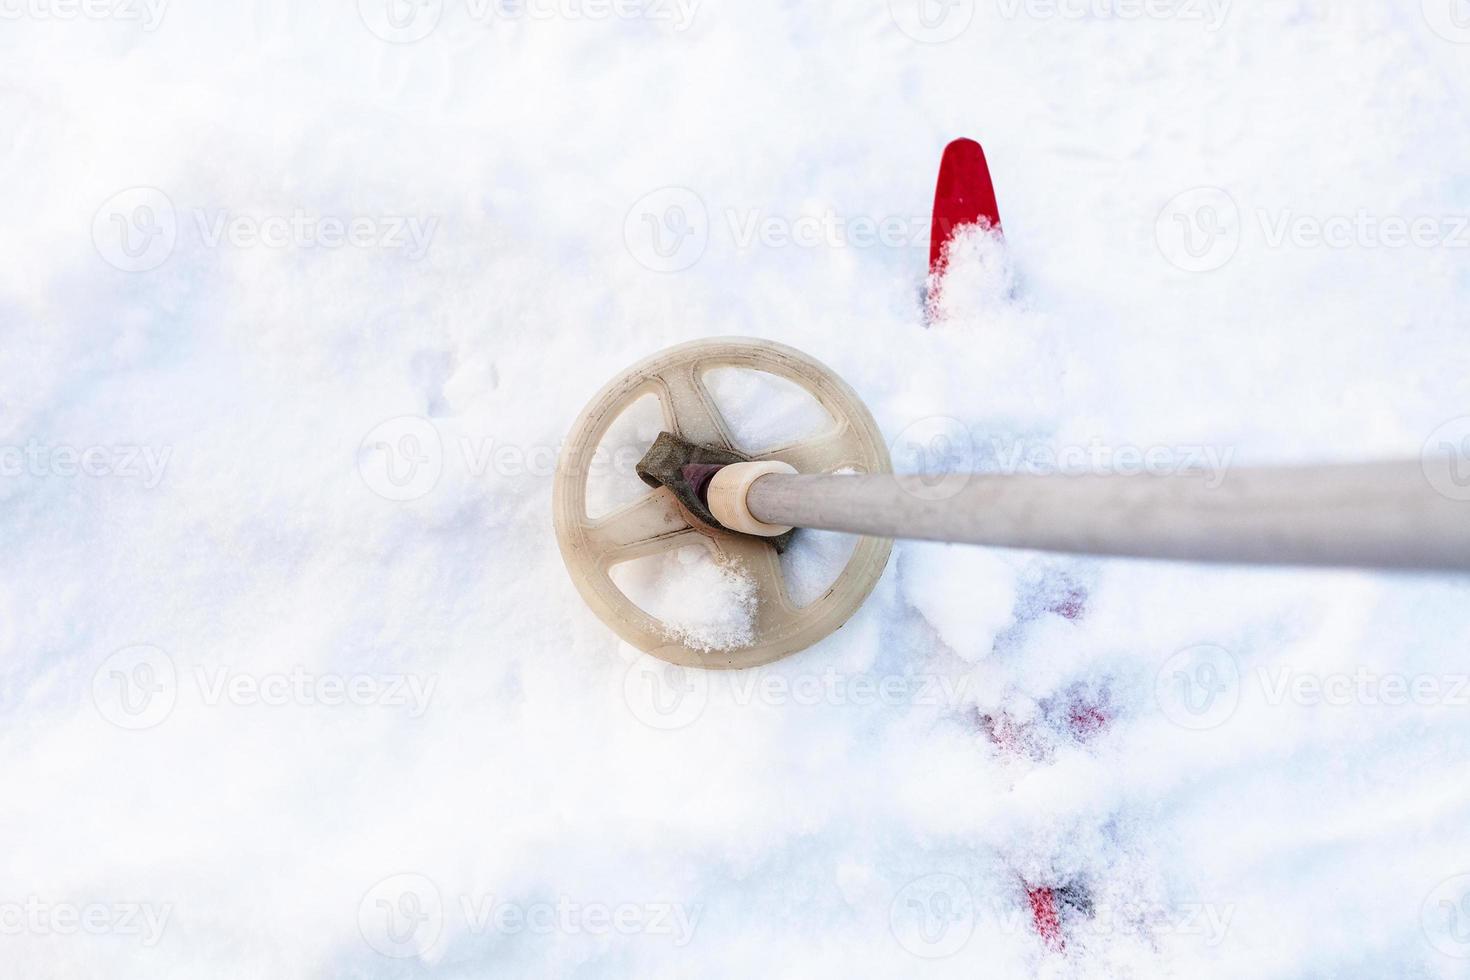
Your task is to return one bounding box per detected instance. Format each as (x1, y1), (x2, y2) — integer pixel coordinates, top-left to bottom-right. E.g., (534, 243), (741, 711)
(658, 363), (735, 451)
(713, 533), (792, 626)
(586, 490), (695, 564)
(762, 423), (866, 474)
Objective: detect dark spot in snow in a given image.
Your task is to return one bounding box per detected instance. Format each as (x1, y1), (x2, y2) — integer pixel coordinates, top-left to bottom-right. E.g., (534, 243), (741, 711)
(1024, 880), (1094, 953)
(1054, 880), (1095, 917)
(1026, 885), (1065, 952)
(1067, 701), (1110, 740)
(1046, 686), (1113, 743)
(1047, 585), (1088, 621)
(977, 710), (1050, 762)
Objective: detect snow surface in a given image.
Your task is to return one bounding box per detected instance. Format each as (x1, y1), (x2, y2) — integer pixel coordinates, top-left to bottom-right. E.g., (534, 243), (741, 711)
(610, 544), (758, 652)
(4, 2), (1470, 977)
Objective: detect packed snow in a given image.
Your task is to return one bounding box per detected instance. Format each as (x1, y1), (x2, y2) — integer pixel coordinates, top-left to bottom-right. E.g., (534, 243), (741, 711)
(610, 544), (758, 652)
(3, 2), (1470, 978)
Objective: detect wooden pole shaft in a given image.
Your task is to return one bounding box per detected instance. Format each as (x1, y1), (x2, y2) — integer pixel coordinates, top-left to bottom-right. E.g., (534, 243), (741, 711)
(744, 460), (1470, 572)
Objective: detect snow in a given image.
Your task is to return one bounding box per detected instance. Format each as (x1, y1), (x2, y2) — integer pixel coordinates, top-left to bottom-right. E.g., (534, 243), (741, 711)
(584, 393), (663, 519)
(610, 544), (757, 652)
(3, 2), (1470, 978)
(900, 542), (1019, 663)
(703, 367), (833, 454)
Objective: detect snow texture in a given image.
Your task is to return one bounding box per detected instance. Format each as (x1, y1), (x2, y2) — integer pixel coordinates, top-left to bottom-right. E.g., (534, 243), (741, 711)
(703, 366), (833, 454)
(4, 2), (1470, 978)
(611, 545), (757, 652)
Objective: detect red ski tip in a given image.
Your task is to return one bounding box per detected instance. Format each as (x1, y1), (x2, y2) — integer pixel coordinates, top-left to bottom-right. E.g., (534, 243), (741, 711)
(929, 137), (1002, 277)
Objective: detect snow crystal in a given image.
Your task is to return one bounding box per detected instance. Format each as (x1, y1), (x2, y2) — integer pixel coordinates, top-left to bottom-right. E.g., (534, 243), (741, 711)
(927, 222), (1015, 323)
(610, 545), (757, 653)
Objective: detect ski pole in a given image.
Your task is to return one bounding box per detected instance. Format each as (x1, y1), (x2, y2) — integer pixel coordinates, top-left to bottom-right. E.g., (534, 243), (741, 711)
(702, 458), (1470, 573)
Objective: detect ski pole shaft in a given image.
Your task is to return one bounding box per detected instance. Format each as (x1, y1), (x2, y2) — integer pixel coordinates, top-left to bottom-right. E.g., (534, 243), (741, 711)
(742, 460), (1470, 572)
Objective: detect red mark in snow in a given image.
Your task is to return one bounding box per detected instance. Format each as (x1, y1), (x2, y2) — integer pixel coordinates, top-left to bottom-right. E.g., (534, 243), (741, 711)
(978, 712), (1045, 761)
(1026, 885), (1065, 952)
(978, 712), (1012, 749)
(1067, 702), (1110, 740)
(1047, 586), (1088, 621)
